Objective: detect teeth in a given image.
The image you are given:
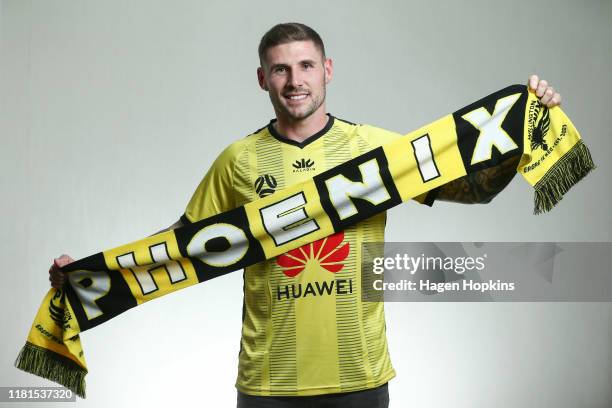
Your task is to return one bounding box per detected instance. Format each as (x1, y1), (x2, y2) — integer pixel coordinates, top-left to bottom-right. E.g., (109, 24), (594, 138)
(287, 94), (307, 100)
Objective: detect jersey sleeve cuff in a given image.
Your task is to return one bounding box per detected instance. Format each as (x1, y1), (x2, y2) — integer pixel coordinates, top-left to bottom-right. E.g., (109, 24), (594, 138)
(422, 188), (438, 207)
(180, 213), (193, 225)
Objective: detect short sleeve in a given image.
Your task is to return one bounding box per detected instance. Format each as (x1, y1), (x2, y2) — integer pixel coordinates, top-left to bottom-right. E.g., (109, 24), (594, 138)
(412, 190), (438, 207)
(182, 143), (242, 223)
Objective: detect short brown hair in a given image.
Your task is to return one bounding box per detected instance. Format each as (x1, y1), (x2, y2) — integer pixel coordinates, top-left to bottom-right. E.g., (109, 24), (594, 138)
(258, 23), (326, 66)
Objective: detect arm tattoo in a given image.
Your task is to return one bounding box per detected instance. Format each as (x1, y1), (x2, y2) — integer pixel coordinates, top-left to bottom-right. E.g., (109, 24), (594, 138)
(436, 155), (521, 204)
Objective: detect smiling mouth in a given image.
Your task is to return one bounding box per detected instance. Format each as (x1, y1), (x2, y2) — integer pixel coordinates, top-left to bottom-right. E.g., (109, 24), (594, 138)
(284, 93), (309, 101)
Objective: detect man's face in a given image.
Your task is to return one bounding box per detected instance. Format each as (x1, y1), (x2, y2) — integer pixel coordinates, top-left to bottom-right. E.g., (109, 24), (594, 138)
(257, 40), (333, 123)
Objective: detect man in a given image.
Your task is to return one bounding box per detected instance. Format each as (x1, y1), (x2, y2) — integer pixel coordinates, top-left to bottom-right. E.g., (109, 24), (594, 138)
(49, 23), (562, 407)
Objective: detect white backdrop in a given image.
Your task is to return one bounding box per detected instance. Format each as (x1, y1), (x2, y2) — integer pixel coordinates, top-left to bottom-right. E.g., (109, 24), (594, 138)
(1, 1), (611, 407)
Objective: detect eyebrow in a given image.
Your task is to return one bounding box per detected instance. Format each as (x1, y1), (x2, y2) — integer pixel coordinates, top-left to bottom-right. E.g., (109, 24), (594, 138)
(269, 59), (318, 71)
(299, 59), (317, 65)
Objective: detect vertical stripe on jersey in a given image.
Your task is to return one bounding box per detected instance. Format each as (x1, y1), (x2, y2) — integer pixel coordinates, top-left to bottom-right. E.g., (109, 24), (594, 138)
(256, 137), (300, 394)
(323, 127), (371, 389)
(360, 214), (393, 386)
(354, 132), (395, 387)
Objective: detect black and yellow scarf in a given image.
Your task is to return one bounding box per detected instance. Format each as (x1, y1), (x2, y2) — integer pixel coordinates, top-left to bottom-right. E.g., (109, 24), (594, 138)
(15, 85), (594, 397)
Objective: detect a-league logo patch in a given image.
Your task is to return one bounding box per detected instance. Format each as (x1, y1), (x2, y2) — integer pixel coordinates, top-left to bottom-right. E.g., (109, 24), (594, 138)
(254, 174), (277, 198)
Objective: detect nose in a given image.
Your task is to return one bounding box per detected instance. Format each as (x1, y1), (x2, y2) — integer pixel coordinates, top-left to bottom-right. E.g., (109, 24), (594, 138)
(287, 69), (304, 89)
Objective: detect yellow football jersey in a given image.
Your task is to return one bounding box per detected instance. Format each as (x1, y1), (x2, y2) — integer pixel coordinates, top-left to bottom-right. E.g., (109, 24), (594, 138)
(183, 114), (433, 396)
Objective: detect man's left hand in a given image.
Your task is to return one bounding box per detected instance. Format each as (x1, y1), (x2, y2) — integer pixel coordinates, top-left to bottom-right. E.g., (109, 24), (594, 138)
(529, 74), (562, 108)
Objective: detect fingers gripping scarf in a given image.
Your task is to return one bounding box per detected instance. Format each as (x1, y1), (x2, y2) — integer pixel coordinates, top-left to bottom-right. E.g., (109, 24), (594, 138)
(15, 85), (594, 397)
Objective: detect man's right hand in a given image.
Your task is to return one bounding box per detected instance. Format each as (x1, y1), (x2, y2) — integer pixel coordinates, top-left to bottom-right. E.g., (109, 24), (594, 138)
(49, 254), (74, 289)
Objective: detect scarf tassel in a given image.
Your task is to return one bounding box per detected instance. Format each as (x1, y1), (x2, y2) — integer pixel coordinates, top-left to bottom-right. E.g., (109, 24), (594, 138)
(14, 342), (86, 398)
(534, 140), (595, 214)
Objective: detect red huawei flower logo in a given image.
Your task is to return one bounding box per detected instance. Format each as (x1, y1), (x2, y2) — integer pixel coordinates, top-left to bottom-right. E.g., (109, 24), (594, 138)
(276, 232), (350, 277)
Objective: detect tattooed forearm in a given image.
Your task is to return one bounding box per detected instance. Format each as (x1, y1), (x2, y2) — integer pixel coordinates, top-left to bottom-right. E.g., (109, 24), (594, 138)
(436, 155), (521, 204)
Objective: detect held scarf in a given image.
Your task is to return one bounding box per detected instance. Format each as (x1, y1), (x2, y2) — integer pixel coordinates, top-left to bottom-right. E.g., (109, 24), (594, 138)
(15, 85), (594, 397)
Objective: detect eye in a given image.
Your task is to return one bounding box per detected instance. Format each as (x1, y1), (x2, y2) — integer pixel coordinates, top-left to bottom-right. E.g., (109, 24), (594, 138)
(274, 66), (287, 73)
(302, 62), (313, 69)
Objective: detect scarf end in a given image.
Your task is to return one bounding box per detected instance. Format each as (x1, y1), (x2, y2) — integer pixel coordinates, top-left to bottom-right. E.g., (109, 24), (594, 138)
(534, 140), (595, 214)
(14, 342), (87, 398)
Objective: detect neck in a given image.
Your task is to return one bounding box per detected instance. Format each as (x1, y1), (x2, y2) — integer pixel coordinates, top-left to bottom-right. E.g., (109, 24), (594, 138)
(273, 108), (329, 143)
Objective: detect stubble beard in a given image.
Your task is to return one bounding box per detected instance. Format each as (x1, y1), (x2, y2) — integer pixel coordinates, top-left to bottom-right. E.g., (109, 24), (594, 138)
(272, 85), (326, 123)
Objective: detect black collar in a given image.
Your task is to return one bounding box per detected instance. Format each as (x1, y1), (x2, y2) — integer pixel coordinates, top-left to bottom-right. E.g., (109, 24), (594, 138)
(267, 114), (335, 149)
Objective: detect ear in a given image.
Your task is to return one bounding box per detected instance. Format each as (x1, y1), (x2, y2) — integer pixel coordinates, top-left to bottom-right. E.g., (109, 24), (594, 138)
(324, 58), (333, 84)
(257, 67), (268, 91)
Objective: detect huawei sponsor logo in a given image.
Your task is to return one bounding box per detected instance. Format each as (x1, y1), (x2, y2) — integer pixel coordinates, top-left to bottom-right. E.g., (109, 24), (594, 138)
(275, 232), (352, 300)
(276, 231), (349, 277)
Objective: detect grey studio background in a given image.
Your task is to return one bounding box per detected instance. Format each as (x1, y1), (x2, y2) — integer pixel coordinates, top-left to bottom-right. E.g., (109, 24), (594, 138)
(1, 1), (611, 407)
